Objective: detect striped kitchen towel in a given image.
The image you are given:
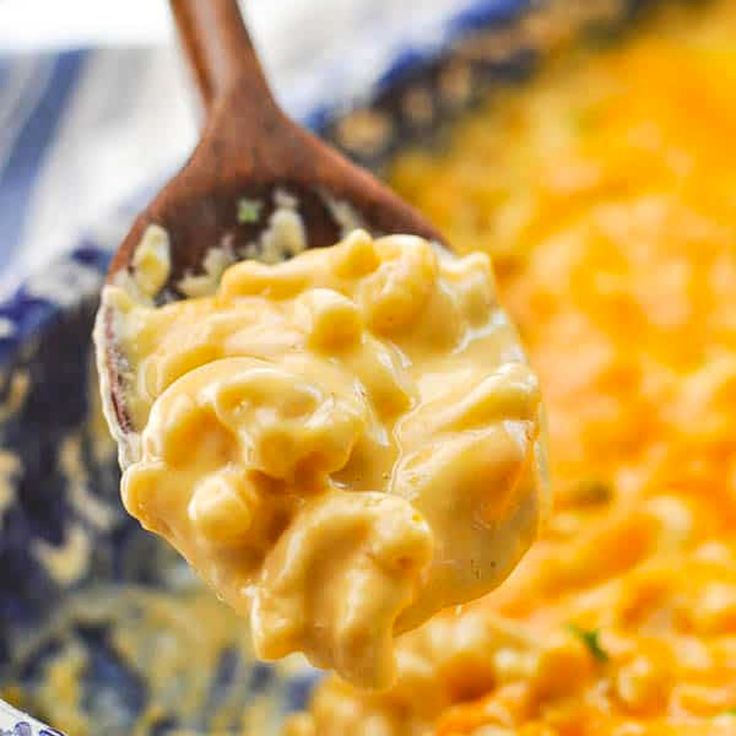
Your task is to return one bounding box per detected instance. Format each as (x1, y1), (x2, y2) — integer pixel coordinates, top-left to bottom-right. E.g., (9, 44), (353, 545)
(0, 0), (523, 298)
(0, 46), (195, 297)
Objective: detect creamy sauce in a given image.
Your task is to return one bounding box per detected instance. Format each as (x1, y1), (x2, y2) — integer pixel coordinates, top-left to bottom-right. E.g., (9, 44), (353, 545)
(95, 228), (545, 688)
(295, 0), (736, 732)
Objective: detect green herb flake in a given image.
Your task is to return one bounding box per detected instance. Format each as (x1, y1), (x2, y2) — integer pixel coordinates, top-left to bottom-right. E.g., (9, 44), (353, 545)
(237, 198), (263, 224)
(572, 479), (613, 507)
(724, 708), (736, 716)
(567, 624), (609, 663)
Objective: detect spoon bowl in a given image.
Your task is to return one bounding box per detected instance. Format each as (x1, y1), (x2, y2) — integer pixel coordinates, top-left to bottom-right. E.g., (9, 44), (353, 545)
(99, 0), (443, 438)
(108, 0), (443, 286)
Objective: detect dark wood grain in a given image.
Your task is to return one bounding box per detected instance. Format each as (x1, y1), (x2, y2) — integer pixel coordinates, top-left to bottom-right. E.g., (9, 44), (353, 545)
(102, 0), (444, 438)
(107, 0), (443, 288)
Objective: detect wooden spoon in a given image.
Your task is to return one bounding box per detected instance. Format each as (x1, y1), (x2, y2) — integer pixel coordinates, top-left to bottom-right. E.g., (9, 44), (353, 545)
(99, 0), (443, 438)
(108, 0), (443, 282)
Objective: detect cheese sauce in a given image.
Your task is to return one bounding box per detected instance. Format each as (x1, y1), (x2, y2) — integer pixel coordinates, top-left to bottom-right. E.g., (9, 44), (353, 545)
(95, 229), (545, 689)
(292, 0), (736, 733)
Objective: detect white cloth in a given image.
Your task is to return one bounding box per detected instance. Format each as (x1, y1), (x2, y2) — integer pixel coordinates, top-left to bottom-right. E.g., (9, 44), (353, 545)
(0, 0), (492, 297)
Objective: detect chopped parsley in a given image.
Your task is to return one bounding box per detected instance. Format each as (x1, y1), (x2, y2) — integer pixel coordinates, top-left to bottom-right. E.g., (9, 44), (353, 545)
(572, 479), (612, 506)
(724, 708), (736, 716)
(237, 197), (263, 224)
(567, 624), (609, 663)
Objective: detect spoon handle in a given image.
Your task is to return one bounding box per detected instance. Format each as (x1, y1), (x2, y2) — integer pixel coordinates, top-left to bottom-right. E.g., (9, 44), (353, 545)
(169, 0), (274, 114)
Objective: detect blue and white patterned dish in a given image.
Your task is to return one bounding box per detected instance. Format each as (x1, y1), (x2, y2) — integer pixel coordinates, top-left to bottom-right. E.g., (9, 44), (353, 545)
(0, 700), (62, 736)
(0, 1), (653, 732)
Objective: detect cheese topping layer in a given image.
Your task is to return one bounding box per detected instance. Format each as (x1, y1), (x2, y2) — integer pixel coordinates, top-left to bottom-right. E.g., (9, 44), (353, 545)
(291, 1), (736, 732)
(97, 229), (545, 688)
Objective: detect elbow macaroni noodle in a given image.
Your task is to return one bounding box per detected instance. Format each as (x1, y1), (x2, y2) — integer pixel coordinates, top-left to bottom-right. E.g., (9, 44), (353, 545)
(96, 228), (546, 688)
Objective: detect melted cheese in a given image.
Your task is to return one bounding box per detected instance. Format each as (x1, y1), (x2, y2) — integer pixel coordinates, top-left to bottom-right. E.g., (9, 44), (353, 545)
(96, 229), (545, 688)
(294, 0), (736, 732)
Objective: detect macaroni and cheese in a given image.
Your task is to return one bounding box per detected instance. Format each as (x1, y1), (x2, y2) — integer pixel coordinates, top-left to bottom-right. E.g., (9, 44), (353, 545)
(292, 0), (736, 732)
(95, 229), (546, 688)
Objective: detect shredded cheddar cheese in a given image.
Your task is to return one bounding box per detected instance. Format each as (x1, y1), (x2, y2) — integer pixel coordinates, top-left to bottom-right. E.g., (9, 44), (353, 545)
(95, 229), (545, 689)
(291, 1), (736, 733)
